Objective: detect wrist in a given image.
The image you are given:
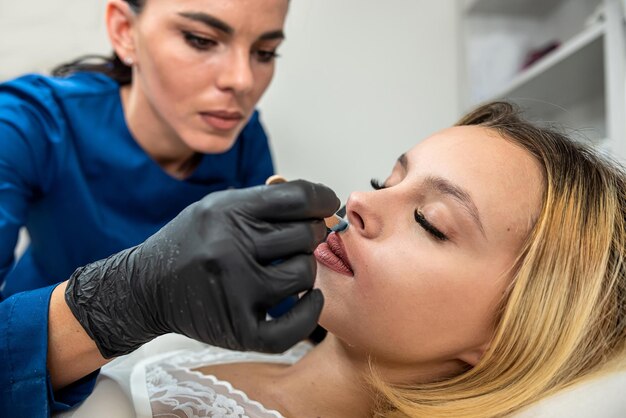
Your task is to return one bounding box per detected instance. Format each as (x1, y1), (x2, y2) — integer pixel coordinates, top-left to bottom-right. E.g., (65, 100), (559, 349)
(65, 248), (159, 358)
(48, 281), (108, 390)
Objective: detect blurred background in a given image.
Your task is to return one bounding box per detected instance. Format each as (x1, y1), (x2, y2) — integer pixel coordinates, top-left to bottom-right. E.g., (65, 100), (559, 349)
(2, 0), (624, 252)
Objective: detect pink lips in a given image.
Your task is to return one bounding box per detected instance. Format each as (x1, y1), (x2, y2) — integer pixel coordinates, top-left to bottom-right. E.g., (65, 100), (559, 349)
(314, 232), (354, 276)
(200, 110), (244, 131)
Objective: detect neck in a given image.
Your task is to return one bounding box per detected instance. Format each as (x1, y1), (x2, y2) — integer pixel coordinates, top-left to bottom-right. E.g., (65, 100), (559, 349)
(264, 336), (375, 418)
(120, 84), (199, 179)
(264, 335), (468, 417)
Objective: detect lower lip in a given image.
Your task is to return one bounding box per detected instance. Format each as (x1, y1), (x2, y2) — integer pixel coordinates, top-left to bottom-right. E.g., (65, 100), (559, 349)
(314, 243), (354, 277)
(201, 114), (242, 131)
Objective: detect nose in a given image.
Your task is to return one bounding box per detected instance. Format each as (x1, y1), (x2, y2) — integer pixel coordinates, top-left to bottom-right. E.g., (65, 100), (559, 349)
(216, 49), (254, 95)
(345, 191), (384, 239)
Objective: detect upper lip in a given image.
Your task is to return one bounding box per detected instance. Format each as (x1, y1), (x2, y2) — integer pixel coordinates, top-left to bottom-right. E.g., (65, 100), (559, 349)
(201, 110), (244, 120)
(326, 232), (354, 273)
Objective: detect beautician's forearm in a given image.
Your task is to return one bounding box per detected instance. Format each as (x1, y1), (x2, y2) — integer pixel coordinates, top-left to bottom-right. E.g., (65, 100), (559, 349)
(47, 281), (110, 390)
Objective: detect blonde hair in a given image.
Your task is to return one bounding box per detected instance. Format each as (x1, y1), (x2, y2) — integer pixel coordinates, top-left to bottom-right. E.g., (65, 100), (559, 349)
(372, 102), (626, 418)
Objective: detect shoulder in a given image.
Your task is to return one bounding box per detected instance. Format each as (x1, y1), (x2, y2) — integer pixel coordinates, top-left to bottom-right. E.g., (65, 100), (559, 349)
(0, 73), (120, 182)
(0, 72), (120, 139)
(0, 72), (118, 103)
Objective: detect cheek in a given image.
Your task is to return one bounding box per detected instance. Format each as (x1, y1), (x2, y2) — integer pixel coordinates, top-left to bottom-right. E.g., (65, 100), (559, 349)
(355, 243), (442, 307)
(322, 243), (507, 361)
(143, 42), (202, 101)
(251, 63), (275, 97)
(363, 272), (499, 361)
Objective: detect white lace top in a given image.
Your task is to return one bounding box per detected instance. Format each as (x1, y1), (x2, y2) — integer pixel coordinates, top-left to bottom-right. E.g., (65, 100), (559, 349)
(103, 334), (312, 418)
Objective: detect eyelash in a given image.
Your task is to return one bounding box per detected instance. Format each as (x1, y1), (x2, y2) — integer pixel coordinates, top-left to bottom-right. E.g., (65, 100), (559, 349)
(370, 178), (386, 190)
(370, 178), (449, 242)
(414, 210), (448, 241)
(183, 31), (217, 50)
(182, 31), (279, 63)
(253, 49), (280, 63)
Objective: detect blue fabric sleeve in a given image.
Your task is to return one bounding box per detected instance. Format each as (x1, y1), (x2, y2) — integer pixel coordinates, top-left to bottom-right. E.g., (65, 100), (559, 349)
(48, 371), (99, 413)
(0, 78), (59, 288)
(0, 286), (53, 416)
(0, 285), (98, 417)
(0, 285), (97, 416)
(0, 80), (98, 416)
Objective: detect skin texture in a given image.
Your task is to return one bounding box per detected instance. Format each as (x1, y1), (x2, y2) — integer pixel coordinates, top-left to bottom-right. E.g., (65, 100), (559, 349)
(198, 126), (545, 418)
(107, 0), (289, 177)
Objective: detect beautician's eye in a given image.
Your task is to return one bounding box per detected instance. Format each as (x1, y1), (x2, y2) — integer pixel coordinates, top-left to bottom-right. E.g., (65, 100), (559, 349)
(182, 31), (217, 50)
(370, 178), (387, 190)
(414, 210), (448, 241)
(253, 49), (280, 63)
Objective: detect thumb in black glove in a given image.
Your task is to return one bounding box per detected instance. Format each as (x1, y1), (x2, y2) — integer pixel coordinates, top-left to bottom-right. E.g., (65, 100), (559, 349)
(65, 180), (339, 357)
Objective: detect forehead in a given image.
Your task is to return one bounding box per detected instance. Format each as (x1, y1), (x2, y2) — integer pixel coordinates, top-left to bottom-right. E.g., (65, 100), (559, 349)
(405, 125), (544, 238)
(142, 0), (289, 28)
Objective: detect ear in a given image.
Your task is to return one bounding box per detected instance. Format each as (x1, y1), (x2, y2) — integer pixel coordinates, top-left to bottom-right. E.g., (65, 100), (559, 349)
(106, 0), (137, 63)
(458, 341), (490, 367)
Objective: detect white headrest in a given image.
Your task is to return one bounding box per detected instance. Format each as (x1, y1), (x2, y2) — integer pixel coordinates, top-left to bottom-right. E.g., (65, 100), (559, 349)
(512, 370), (626, 417)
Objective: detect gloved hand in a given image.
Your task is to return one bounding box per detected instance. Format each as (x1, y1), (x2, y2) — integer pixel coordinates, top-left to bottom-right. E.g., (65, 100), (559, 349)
(65, 180), (339, 358)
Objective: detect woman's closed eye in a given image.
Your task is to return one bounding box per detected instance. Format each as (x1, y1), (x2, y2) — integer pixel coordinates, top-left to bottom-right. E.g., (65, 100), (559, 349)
(371, 178), (448, 241)
(182, 31), (217, 50)
(414, 210), (448, 241)
(370, 178), (387, 190)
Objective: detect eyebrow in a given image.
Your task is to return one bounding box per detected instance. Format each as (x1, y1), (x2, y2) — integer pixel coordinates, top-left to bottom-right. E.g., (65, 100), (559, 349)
(397, 154), (487, 238)
(178, 12), (285, 41)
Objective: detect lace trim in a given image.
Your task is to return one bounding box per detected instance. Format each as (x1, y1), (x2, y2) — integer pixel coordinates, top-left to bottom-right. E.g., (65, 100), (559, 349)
(147, 365), (284, 418)
(135, 341), (311, 418)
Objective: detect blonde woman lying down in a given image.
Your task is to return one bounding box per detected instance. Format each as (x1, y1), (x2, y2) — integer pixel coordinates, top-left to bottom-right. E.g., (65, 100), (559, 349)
(116, 101), (625, 418)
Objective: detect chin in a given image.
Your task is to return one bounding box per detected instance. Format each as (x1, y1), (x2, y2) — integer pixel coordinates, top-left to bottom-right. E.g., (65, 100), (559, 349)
(315, 292), (350, 339)
(185, 133), (239, 154)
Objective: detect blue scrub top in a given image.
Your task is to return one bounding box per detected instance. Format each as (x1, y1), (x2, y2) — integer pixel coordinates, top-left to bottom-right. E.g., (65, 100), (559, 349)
(0, 72), (274, 416)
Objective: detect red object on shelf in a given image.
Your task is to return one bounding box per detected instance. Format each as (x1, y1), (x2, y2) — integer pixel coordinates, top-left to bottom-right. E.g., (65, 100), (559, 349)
(521, 40), (561, 70)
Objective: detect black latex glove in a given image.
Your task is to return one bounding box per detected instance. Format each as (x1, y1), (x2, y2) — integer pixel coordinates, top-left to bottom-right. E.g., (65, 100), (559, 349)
(65, 180), (339, 358)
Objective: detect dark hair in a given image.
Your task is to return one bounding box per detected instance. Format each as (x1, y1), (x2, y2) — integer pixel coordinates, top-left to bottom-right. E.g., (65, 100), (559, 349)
(51, 0), (144, 85)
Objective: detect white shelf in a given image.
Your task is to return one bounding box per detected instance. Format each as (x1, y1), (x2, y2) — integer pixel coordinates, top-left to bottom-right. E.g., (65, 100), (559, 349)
(465, 0), (564, 16)
(482, 22), (605, 114)
(460, 0), (626, 161)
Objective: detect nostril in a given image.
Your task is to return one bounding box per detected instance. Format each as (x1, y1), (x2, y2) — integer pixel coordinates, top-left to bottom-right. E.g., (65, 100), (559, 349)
(349, 211), (365, 230)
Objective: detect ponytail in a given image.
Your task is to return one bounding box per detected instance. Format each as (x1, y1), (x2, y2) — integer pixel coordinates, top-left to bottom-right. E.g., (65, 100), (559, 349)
(52, 53), (132, 85)
(51, 0), (144, 85)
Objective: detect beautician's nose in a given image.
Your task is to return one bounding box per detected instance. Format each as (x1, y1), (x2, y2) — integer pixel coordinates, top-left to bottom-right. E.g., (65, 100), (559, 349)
(345, 191), (383, 239)
(216, 49), (254, 94)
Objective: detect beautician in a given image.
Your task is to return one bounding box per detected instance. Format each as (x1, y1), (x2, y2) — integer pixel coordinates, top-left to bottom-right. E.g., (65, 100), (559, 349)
(0, 0), (337, 416)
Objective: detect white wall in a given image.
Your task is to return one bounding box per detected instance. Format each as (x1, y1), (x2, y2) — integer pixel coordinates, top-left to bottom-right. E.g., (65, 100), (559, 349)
(0, 0), (110, 79)
(1, 0), (460, 205)
(260, 1), (461, 202)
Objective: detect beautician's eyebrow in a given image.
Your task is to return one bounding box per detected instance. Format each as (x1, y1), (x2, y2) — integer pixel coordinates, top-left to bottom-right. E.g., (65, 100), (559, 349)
(178, 12), (286, 41)
(397, 153), (486, 238)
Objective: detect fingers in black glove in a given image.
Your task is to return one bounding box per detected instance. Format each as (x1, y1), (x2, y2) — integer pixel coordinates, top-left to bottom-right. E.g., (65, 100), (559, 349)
(66, 180), (339, 357)
(253, 219), (327, 263)
(257, 289), (324, 353)
(249, 179), (340, 221)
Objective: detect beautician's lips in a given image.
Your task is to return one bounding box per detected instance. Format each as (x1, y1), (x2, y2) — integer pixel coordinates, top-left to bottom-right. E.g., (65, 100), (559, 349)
(314, 232), (354, 276)
(200, 110), (244, 131)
